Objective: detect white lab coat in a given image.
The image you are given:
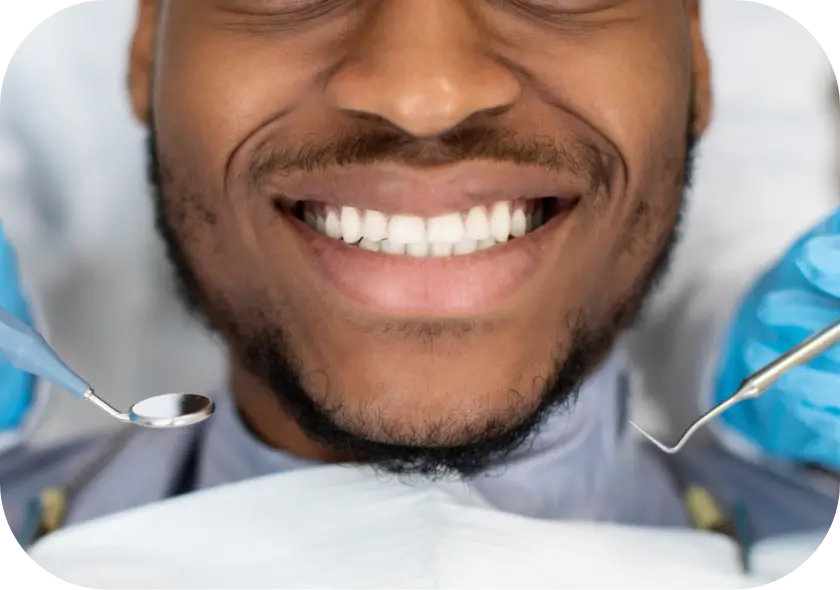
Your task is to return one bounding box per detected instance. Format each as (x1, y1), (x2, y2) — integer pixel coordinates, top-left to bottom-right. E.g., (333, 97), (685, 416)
(0, 0), (836, 451)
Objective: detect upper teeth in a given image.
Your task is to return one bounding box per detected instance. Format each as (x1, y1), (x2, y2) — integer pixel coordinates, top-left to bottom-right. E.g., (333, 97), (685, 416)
(302, 201), (541, 257)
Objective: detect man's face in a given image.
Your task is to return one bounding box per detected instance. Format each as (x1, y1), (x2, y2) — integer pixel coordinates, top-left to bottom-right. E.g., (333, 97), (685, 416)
(130, 0), (710, 476)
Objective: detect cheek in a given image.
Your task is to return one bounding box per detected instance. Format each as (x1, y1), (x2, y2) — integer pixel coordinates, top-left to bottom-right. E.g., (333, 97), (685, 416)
(154, 131), (264, 314)
(500, 16), (694, 194)
(153, 21), (340, 273)
(154, 12), (340, 187)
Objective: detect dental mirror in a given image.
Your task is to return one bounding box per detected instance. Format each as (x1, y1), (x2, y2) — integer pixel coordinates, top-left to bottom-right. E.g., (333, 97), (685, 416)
(129, 393), (215, 428)
(0, 304), (216, 429)
(85, 391), (216, 428)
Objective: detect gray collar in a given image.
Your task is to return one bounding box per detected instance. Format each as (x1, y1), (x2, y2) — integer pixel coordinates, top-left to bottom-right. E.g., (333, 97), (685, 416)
(196, 352), (631, 520)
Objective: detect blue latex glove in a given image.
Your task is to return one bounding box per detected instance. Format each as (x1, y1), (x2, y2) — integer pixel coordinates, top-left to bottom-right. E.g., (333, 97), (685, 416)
(714, 207), (840, 468)
(0, 221), (35, 431)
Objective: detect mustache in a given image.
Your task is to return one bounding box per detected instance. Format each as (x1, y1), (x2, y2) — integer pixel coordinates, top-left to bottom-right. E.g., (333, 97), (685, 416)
(245, 125), (614, 193)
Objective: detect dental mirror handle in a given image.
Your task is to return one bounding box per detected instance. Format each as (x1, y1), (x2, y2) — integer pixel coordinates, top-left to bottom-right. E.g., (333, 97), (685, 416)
(0, 305), (91, 398)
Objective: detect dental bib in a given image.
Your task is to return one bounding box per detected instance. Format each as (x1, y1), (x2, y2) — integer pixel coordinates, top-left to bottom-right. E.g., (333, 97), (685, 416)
(28, 465), (823, 589)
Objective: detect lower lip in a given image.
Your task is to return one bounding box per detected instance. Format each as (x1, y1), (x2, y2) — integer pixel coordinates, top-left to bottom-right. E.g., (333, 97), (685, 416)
(283, 210), (568, 315)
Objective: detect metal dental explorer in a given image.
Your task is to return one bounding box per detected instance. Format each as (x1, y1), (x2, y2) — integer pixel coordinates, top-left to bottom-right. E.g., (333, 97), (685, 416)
(631, 316), (840, 454)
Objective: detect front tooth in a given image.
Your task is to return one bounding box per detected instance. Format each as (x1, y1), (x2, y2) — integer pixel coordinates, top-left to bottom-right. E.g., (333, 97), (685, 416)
(380, 239), (406, 255)
(511, 207), (527, 238)
(316, 215), (326, 233)
(406, 239), (429, 257)
(465, 206), (490, 240)
(362, 210), (389, 242)
(453, 238), (478, 255)
(478, 238), (496, 250)
(489, 202), (511, 242)
(359, 238), (380, 252)
(325, 207), (342, 239)
(340, 206), (363, 243)
(427, 213), (464, 244)
(430, 242), (453, 257)
(388, 215), (426, 245)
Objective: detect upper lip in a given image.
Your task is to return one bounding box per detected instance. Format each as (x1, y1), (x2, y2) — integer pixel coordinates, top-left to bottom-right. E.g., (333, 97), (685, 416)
(266, 161), (585, 217)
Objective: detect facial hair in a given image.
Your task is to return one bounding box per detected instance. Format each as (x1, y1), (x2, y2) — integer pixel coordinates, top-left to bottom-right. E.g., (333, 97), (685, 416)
(146, 108), (697, 479)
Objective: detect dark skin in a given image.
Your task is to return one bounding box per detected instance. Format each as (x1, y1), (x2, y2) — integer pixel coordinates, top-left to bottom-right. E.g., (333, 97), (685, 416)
(128, 0), (711, 477)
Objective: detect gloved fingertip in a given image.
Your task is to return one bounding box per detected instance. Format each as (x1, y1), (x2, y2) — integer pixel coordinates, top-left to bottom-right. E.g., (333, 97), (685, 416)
(797, 236), (840, 297)
(755, 288), (840, 332)
(0, 368), (34, 430)
(825, 207), (840, 232)
(742, 339), (785, 374)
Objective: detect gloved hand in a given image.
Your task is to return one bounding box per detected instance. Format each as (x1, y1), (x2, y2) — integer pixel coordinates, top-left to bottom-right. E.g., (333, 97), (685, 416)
(0, 221), (36, 431)
(713, 207), (840, 469)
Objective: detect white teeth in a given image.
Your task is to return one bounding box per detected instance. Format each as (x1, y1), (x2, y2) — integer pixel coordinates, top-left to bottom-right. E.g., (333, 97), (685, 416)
(427, 212), (464, 244)
(430, 242), (453, 257)
(452, 237), (478, 255)
(511, 207), (527, 238)
(359, 238), (380, 252)
(302, 200), (543, 257)
(388, 214), (426, 245)
(406, 239), (429, 258)
(489, 202), (511, 243)
(340, 206), (363, 244)
(464, 206), (490, 241)
(362, 209), (389, 242)
(325, 207), (342, 239)
(380, 238), (406, 255)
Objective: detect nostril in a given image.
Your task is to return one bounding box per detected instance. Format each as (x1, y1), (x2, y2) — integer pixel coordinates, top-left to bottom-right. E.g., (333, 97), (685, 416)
(480, 104), (514, 119)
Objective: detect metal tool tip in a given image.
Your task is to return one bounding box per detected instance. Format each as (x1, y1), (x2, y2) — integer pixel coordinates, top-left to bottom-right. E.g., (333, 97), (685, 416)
(629, 420), (681, 454)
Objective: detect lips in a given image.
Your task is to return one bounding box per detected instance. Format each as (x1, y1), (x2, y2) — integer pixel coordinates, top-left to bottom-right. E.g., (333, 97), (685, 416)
(265, 160), (584, 216)
(264, 163), (580, 314)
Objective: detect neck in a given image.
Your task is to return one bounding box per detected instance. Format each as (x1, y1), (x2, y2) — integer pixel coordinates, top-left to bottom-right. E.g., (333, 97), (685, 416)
(230, 357), (346, 463)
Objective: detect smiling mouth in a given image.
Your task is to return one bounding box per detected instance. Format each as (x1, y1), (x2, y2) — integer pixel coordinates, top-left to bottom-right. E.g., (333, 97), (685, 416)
(276, 197), (567, 258)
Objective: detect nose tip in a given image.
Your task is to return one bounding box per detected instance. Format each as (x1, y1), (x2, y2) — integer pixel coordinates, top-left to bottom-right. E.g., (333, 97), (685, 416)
(391, 77), (465, 137)
(324, 0), (523, 138)
(328, 62), (521, 138)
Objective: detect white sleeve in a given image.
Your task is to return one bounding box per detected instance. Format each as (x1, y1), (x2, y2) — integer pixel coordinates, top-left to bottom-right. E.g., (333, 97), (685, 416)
(624, 1), (840, 444)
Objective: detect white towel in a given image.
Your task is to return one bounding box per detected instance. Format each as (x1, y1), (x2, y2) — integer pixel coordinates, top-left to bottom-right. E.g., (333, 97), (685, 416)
(29, 465), (823, 589)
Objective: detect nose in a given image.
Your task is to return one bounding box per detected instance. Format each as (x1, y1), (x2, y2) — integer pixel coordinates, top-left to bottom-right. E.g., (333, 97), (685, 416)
(326, 0), (521, 138)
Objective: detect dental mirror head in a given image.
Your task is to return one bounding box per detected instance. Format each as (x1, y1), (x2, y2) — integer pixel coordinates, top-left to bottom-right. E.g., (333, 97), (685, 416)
(128, 393), (215, 428)
(83, 390), (215, 429)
